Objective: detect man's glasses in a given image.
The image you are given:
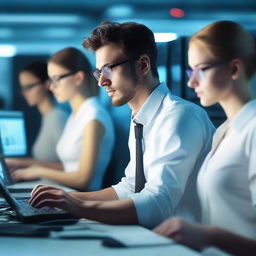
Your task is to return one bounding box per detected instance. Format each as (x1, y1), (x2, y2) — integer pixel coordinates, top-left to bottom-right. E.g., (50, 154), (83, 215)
(48, 71), (77, 85)
(93, 56), (138, 81)
(186, 61), (229, 82)
(20, 82), (42, 92)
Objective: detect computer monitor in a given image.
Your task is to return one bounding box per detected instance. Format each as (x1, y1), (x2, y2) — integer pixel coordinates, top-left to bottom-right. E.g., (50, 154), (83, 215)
(0, 110), (27, 157)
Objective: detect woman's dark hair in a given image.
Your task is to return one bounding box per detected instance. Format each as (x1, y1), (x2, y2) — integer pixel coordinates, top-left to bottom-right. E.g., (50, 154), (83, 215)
(83, 21), (159, 79)
(21, 61), (48, 82)
(49, 47), (98, 96)
(21, 61), (53, 98)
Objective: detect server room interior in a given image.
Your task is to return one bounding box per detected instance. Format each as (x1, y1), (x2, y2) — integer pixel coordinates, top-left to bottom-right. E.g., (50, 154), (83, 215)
(0, 0), (255, 187)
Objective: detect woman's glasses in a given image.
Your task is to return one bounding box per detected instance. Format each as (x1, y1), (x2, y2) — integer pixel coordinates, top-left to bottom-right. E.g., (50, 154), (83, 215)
(186, 61), (229, 82)
(48, 71), (78, 87)
(20, 82), (42, 92)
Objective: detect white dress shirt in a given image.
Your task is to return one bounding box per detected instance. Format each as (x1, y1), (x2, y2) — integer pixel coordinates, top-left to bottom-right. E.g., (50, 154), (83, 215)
(198, 99), (256, 239)
(112, 83), (215, 228)
(57, 97), (115, 191)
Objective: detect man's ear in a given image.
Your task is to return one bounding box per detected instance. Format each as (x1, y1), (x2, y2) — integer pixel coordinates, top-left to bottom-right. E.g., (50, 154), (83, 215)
(139, 55), (150, 75)
(230, 58), (242, 80)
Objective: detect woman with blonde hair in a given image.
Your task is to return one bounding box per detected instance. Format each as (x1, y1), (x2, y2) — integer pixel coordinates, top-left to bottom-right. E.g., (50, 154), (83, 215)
(13, 47), (115, 191)
(155, 21), (256, 255)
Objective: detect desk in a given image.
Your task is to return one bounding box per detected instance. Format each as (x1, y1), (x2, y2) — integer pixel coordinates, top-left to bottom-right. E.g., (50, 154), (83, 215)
(0, 238), (201, 256)
(0, 220), (201, 256)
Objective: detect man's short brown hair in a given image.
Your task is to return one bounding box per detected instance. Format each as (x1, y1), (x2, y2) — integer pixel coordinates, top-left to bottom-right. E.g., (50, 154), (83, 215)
(83, 21), (159, 78)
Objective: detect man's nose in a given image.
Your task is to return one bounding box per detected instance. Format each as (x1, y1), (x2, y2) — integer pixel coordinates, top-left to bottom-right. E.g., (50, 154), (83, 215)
(98, 73), (111, 87)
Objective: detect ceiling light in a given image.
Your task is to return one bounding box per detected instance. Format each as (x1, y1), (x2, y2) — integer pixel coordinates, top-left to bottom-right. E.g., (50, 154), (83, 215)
(154, 33), (177, 42)
(0, 45), (16, 57)
(105, 4), (134, 18)
(0, 14), (82, 24)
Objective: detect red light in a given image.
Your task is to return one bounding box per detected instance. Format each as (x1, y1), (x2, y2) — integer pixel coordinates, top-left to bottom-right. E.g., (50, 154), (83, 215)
(169, 8), (185, 18)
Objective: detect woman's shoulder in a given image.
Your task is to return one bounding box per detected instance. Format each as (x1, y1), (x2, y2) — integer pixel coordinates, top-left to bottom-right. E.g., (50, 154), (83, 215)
(47, 106), (69, 122)
(85, 97), (111, 116)
(77, 98), (113, 130)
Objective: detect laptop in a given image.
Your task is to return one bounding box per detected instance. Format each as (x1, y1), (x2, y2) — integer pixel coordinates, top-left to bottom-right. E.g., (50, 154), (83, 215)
(0, 176), (77, 223)
(0, 110), (27, 157)
(0, 156), (75, 193)
(0, 155), (45, 192)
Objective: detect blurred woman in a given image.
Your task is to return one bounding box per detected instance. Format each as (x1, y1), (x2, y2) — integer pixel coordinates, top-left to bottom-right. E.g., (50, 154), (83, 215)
(154, 21), (256, 256)
(7, 61), (68, 169)
(12, 48), (115, 191)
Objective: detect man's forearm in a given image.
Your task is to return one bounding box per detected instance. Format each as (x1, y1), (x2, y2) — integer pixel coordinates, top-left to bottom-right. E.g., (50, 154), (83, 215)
(209, 227), (256, 256)
(70, 187), (119, 201)
(77, 198), (138, 225)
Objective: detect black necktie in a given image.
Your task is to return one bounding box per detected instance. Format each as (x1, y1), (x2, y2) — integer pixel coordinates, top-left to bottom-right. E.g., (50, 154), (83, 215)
(134, 122), (146, 193)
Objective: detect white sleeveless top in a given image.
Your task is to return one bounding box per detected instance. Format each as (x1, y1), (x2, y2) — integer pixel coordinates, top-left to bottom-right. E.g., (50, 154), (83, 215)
(56, 97), (115, 191)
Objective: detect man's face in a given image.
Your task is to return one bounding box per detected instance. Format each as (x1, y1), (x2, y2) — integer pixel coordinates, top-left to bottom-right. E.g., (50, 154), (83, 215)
(95, 44), (140, 107)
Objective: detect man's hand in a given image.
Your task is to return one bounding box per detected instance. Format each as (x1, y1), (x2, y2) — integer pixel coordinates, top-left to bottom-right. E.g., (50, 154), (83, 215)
(29, 184), (83, 217)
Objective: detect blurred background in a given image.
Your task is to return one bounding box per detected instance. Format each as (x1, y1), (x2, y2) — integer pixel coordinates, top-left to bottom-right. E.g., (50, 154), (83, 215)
(0, 0), (255, 184)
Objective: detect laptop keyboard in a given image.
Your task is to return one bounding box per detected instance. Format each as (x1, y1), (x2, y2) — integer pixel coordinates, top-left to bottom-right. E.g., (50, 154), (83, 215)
(16, 199), (67, 216)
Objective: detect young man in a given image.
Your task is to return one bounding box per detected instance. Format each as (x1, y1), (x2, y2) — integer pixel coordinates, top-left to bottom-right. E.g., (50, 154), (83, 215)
(29, 21), (215, 229)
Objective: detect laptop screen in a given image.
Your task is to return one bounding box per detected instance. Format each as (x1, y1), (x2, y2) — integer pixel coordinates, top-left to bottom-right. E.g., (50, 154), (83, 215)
(0, 158), (4, 180)
(0, 111), (27, 157)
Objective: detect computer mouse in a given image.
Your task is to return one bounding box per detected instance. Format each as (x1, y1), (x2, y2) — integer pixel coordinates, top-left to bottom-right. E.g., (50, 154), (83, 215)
(102, 237), (126, 247)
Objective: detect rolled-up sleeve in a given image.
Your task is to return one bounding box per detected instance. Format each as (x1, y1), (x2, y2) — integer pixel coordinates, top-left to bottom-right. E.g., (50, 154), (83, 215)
(129, 106), (211, 229)
(112, 162), (136, 199)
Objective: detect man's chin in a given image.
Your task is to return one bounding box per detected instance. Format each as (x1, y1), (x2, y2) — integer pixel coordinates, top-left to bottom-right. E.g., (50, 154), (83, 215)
(111, 98), (126, 107)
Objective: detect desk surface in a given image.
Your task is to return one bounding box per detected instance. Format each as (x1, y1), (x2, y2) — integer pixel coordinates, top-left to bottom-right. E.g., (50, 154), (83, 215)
(0, 220), (201, 256)
(0, 237), (200, 256)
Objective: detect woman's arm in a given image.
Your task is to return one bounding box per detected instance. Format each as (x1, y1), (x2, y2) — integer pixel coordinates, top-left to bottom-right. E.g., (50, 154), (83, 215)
(154, 218), (256, 256)
(207, 226), (256, 256)
(6, 158), (63, 170)
(12, 120), (105, 190)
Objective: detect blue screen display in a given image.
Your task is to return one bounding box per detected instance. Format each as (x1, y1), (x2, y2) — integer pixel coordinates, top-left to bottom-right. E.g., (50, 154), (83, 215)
(0, 117), (27, 156)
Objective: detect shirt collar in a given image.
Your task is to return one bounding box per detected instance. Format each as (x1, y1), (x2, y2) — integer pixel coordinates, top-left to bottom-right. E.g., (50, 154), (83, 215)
(133, 83), (170, 126)
(230, 99), (256, 131)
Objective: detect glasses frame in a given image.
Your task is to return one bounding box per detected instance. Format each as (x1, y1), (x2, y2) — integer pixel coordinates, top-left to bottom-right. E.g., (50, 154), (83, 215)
(48, 71), (78, 85)
(186, 60), (229, 81)
(93, 56), (139, 81)
(20, 81), (43, 93)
